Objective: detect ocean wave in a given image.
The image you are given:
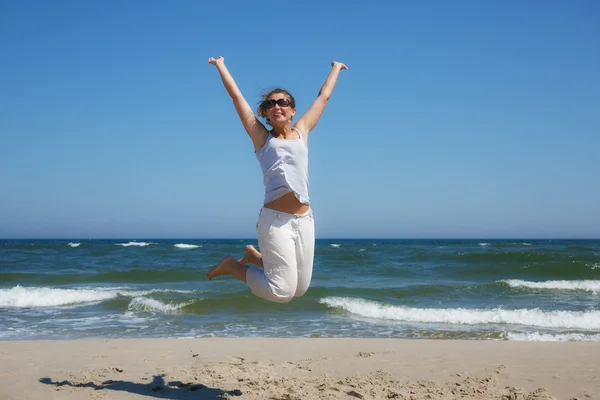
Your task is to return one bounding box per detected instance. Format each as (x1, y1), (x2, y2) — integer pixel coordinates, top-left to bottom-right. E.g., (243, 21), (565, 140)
(93, 287), (196, 296)
(0, 286), (197, 308)
(330, 244), (341, 248)
(0, 286), (117, 307)
(320, 297), (600, 330)
(433, 257), (599, 279)
(508, 332), (600, 342)
(501, 279), (600, 293)
(68, 242), (81, 248)
(127, 297), (195, 313)
(115, 242), (153, 247)
(477, 242), (531, 247)
(567, 246), (597, 252)
(174, 243), (201, 249)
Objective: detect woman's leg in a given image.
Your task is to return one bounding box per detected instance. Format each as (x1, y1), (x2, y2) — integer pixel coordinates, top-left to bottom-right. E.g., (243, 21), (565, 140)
(295, 210), (315, 297)
(239, 245), (263, 268)
(246, 208), (298, 303)
(206, 256), (248, 282)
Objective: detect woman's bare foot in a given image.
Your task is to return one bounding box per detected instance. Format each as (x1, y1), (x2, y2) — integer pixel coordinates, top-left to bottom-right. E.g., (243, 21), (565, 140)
(207, 256), (248, 282)
(238, 245), (263, 268)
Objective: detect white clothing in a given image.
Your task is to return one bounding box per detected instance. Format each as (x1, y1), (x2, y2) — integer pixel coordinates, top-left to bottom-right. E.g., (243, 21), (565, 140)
(255, 127), (310, 205)
(246, 207), (315, 303)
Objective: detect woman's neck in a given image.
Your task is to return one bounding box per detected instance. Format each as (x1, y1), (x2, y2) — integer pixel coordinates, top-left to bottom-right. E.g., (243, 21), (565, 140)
(271, 125), (293, 138)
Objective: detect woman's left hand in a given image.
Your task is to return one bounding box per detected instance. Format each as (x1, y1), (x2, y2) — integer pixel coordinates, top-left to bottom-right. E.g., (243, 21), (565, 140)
(331, 61), (348, 70)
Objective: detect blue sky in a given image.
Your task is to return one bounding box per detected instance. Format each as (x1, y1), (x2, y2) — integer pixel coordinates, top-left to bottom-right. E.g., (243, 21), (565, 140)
(1, 0), (598, 239)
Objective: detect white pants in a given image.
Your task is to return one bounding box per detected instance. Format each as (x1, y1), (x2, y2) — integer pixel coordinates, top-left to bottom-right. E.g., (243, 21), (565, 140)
(246, 207), (315, 303)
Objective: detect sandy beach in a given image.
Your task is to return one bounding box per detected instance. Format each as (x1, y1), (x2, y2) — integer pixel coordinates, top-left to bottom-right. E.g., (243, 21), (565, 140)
(0, 338), (598, 399)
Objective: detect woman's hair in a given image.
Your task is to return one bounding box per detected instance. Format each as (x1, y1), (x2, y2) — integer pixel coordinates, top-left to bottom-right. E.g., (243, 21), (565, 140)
(257, 88), (296, 126)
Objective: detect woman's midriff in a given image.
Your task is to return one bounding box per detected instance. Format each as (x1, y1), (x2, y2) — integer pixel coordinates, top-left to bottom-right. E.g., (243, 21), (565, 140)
(264, 192), (310, 215)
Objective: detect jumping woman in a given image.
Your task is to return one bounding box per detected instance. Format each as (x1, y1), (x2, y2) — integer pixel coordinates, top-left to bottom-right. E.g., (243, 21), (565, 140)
(206, 56), (347, 303)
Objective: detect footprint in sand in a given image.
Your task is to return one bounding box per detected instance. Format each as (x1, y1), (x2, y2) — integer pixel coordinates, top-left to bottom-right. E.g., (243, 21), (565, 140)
(355, 351), (375, 358)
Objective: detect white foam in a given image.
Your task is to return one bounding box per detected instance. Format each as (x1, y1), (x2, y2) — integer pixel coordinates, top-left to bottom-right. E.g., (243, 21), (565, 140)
(330, 244), (341, 248)
(589, 263), (600, 270)
(319, 297), (600, 330)
(68, 242), (81, 247)
(92, 287), (196, 296)
(478, 243), (490, 246)
(508, 332), (600, 342)
(127, 297), (195, 313)
(116, 242), (153, 247)
(501, 279), (600, 294)
(0, 286), (117, 307)
(174, 243), (201, 249)
(0, 286), (197, 308)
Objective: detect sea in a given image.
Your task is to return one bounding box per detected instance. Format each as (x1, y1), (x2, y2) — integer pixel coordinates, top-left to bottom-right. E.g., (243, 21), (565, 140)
(1, 239), (599, 342)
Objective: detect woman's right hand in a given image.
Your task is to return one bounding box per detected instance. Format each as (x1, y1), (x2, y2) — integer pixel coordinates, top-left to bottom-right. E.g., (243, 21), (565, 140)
(331, 61), (348, 70)
(208, 56), (225, 66)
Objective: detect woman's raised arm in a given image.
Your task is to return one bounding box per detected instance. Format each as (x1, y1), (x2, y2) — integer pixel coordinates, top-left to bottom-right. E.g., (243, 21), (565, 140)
(294, 61), (348, 138)
(208, 56), (268, 147)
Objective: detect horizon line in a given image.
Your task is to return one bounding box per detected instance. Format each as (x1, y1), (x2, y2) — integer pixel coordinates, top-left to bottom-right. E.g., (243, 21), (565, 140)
(2, 237), (599, 241)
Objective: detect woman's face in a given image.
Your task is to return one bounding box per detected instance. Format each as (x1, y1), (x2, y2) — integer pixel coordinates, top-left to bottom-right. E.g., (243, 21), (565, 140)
(265, 94), (296, 126)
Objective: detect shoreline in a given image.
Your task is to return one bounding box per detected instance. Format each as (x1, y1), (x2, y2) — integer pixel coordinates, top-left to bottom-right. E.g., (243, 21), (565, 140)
(1, 338), (598, 399)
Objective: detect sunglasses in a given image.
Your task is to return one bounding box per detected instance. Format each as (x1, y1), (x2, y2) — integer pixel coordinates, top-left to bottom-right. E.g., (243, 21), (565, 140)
(263, 98), (292, 109)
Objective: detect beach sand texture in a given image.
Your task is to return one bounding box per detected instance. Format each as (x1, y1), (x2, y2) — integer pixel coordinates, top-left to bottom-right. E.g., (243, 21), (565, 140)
(1, 338), (598, 400)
